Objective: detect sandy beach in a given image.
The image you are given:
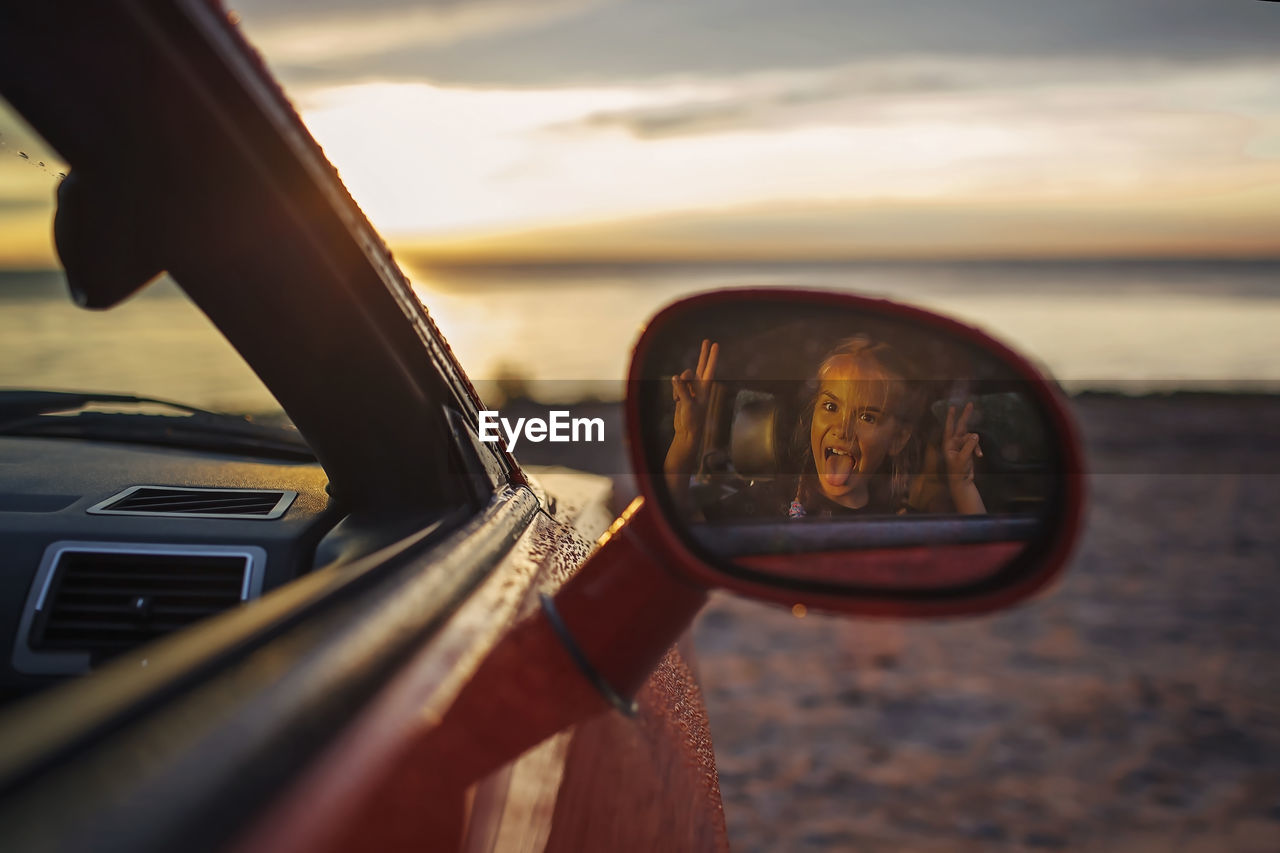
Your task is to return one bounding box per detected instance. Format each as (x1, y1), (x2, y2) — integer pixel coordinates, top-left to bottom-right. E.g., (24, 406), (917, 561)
(518, 393), (1280, 851)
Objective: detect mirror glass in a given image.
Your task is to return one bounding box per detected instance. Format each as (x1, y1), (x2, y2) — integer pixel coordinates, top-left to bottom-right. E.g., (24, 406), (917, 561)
(633, 294), (1070, 593)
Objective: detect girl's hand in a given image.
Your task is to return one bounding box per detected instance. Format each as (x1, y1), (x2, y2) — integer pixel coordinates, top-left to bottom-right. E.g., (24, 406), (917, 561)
(944, 401), (986, 514)
(671, 339), (718, 445)
(664, 339), (718, 506)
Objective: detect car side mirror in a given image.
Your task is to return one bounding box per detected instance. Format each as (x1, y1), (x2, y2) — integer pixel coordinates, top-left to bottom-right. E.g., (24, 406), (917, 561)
(428, 289), (1086, 744)
(624, 289), (1085, 616)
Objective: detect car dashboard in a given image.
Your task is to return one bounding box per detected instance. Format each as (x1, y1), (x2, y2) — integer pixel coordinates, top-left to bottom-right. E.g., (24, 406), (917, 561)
(0, 435), (339, 705)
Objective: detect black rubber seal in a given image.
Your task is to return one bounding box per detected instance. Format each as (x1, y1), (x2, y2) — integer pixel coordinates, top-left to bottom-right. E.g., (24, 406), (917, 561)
(539, 593), (639, 717)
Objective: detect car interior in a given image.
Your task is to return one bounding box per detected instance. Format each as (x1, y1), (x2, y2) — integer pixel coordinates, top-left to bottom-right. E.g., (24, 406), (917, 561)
(0, 396), (340, 706)
(647, 312), (1059, 559)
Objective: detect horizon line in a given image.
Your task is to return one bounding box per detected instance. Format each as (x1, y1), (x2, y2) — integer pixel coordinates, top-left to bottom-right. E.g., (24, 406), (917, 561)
(402, 252), (1280, 270)
(5, 252), (1280, 277)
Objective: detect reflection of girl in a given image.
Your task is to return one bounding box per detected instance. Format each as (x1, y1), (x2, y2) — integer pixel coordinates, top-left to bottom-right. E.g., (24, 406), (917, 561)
(665, 337), (986, 517)
(790, 336), (985, 517)
(791, 336), (919, 516)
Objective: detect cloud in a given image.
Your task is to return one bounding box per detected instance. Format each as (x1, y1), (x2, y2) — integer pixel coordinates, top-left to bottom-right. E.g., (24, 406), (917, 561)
(243, 0), (1280, 89)
(283, 51), (1280, 259)
(553, 56), (1280, 145)
(4, 3), (1277, 266)
(560, 61), (996, 139)
(237, 0), (606, 66)
(575, 100), (749, 139)
(400, 187), (1280, 264)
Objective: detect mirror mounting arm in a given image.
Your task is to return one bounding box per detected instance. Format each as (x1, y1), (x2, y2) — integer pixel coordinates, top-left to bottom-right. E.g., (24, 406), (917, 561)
(550, 498), (709, 703)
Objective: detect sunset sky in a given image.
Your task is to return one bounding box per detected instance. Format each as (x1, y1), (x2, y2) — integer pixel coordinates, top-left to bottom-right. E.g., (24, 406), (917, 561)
(2, 0), (1278, 265)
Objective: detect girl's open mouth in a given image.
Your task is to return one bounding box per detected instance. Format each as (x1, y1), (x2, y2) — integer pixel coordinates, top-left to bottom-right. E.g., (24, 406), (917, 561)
(822, 445), (855, 487)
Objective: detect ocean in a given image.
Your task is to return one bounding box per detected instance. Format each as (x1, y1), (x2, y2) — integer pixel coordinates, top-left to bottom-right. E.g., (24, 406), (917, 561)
(1, 260), (1277, 412)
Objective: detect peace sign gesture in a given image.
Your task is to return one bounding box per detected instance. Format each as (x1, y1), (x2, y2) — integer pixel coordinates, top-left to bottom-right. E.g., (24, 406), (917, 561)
(943, 401), (987, 514)
(671, 339), (719, 442)
(664, 339), (719, 505)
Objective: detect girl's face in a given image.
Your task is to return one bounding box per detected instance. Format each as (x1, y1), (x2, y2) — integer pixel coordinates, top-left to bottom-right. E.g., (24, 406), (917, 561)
(809, 355), (912, 509)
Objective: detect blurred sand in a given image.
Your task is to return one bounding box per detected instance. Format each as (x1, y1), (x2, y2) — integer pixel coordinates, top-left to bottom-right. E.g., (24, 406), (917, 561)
(518, 394), (1280, 851)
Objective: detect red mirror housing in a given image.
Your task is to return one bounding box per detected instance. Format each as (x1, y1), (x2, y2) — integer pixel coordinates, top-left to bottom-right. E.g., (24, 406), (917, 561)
(623, 288), (1086, 618)
(536, 289), (1085, 720)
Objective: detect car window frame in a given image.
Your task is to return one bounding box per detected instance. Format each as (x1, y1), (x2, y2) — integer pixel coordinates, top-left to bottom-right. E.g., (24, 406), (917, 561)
(1, 0), (517, 516)
(0, 3), (547, 847)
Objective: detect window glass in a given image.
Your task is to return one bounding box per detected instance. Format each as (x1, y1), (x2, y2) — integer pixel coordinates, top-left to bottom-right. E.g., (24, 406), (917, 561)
(0, 98), (284, 418)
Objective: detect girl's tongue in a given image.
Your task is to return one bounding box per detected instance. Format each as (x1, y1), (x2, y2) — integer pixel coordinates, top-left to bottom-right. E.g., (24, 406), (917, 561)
(822, 447), (854, 487)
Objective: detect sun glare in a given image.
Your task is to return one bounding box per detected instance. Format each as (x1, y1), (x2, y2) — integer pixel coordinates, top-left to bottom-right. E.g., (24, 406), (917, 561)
(290, 59), (1280, 258)
(2, 51), (1277, 265)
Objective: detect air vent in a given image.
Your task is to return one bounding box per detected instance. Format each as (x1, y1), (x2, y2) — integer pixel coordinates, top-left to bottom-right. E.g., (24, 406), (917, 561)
(14, 542), (267, 675)
(87, 486), (296, 519)
(28, 550), (248, 663)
